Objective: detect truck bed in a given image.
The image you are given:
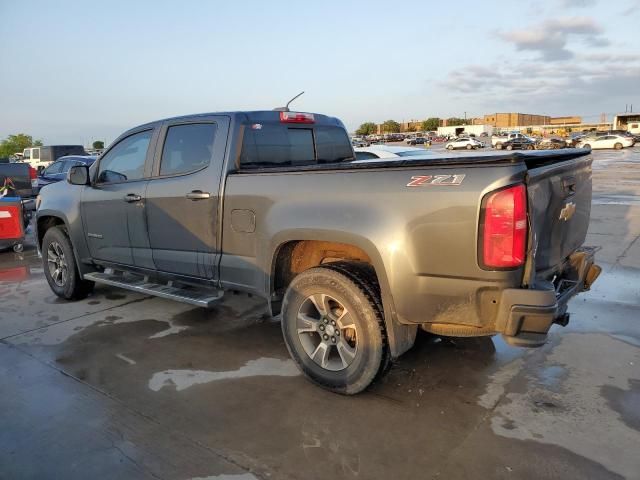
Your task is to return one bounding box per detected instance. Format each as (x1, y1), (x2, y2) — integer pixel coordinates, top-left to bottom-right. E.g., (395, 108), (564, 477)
(236, 148), (590, 173)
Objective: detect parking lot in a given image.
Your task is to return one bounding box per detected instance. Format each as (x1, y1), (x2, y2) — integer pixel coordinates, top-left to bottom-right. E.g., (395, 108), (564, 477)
(1, 147), (639, 480)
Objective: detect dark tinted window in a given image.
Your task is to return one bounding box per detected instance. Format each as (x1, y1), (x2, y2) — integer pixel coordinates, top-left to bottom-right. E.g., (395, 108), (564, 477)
(97, 130), (152, 183)
(240, 125), (315, 167)
(160, 123), (217, 176)
(240, 124), (352, 168)
(316, 126), (354, 163)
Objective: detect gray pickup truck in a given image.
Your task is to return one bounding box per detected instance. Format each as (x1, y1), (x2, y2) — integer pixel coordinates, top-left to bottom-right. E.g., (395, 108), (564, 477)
(36, 110), (600, 394)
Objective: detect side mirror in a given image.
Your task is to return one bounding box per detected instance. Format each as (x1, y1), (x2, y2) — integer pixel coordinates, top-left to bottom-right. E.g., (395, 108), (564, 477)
(67, 165), (90, 185)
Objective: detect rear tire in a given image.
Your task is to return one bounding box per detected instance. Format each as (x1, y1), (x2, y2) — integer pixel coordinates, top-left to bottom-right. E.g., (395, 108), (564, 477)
(42, 226), (94, 300)
(527, 144), (535, 150)
(496, 143), (503, 150)
(281, 263), (387, 395)
(506, 145), (513, 151)
(583, 144), (591, 149)
(614, 142), (623, 150)
(466, 144), (472, 150)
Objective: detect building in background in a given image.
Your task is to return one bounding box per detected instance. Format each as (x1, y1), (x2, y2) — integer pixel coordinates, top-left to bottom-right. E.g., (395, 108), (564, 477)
(483, 113), (582, 128)
(437, 124), (493, 137)
(613, 113), (640, 133)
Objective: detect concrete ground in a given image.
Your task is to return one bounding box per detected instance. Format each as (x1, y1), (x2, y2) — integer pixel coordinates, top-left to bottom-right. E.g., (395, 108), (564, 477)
(1, 146), (639, 480)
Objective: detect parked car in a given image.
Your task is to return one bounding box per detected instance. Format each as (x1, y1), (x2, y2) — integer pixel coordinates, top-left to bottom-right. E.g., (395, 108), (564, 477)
(36, 109), (599, 394)
(36, 155), (97, 191)
(353, 146), (432, 161)
(566, 134), (586, 147)
(499, 138), (536, 151)
(536, 138), (567, 150)
(445, 137), (485, 150)
(22, 145), (88, 171)
(492, 133), (531, 149)
(406, 137), (431, 146)
(577, 135), (634, 150)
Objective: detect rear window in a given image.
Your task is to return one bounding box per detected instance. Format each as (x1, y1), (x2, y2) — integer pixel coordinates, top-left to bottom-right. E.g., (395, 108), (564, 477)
(396, 150), (432, 157)
(240, 124), (353, 168)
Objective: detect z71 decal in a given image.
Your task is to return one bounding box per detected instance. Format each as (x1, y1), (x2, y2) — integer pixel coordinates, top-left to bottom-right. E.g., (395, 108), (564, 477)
(406, 174), (466, 187)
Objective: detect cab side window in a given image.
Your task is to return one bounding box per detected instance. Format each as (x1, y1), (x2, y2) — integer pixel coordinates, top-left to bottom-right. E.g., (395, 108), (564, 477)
(160, 123), (217, 176)
(97, 130), (152, 183)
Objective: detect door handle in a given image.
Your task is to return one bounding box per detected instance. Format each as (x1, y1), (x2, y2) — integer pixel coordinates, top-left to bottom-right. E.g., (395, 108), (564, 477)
(124, 193), (142, 203)
(186, 191), (211, 200)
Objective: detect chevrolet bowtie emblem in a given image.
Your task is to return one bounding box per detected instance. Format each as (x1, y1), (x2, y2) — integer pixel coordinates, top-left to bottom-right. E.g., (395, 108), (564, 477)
(559, 202), (576, 221)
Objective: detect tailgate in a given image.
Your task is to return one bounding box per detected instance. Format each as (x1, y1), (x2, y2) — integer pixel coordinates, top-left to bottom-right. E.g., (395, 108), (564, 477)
(525, 154), (592, 277)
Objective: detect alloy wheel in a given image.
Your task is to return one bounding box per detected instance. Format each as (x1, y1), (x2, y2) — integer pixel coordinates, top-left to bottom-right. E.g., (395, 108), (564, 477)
(296, 293), (358, 371)
(47, 241), (68, 287)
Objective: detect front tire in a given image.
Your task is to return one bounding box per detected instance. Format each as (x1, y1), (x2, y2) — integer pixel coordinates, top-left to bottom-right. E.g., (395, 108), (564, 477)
(614, 142), (623, 150)
(506, 145), (513, 151)
(447, 145), (454, 150)
(496, 143), (503, 150)
(42, 226), (94, 300)
(466, 144), (472, 150)
(281, 263), (387, 395)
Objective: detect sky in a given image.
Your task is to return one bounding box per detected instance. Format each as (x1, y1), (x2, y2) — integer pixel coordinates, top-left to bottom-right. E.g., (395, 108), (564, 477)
(1, 0), (639, 144)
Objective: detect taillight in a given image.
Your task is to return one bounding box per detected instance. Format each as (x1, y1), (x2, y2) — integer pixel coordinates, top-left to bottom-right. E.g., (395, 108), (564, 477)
(280, 111), (315, 124)
(28, 166), (38, 189)
(480, 184), (527, 269)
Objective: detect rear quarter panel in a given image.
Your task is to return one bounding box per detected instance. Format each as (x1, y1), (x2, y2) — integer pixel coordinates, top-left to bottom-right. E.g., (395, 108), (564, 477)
(222, 162), (527, 326)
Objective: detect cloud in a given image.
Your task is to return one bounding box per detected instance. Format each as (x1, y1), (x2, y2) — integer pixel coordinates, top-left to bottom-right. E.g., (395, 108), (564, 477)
(497, 16), (608, 61)
(560, 0), (597, 6)
(440, 54), (640, 116)
(621, 0), (640, 15)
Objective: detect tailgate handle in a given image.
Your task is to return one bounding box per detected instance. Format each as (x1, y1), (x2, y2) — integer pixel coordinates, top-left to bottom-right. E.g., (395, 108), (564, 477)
(563, 177), (576, 195)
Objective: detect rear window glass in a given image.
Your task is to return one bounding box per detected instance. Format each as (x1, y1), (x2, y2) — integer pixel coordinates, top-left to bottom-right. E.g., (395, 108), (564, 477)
(396, 150), (432, 157)
(240, 124), (353, 168)
(316, 126), (353, 163)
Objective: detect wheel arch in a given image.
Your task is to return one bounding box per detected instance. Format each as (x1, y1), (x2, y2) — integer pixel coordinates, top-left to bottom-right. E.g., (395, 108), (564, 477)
(269, 234), (417, 358)
(36, 212), (92, 276)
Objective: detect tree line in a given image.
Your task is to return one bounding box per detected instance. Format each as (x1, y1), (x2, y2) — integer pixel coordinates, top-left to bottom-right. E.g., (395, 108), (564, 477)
(355, 117), (468, 135)
(0, 134), (104, 160)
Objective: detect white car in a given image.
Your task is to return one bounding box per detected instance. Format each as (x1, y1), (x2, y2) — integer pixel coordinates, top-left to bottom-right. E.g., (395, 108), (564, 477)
(445, 137), (485, 150)
(353, 146), (432, 162)
(577, 135), (634, 150)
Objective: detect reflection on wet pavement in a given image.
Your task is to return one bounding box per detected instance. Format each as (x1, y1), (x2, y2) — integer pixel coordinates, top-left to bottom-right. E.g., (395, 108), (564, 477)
(149, 358), (300, 392)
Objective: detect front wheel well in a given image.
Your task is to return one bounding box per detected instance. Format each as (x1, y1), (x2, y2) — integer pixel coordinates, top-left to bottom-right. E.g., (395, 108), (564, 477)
(37, 216), (66, 248)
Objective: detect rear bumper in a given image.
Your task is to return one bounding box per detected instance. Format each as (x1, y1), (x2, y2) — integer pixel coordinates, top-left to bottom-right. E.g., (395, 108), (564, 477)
(497, 247), (600, 347)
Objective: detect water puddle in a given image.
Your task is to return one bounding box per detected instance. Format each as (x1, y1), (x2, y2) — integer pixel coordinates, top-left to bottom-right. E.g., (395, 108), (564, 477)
(148, 357), (300, 391)
(486, 333), (640, 479)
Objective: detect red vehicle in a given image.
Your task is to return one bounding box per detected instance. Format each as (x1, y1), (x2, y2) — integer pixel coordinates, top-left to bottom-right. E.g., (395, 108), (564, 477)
(0, 196), (25, 252)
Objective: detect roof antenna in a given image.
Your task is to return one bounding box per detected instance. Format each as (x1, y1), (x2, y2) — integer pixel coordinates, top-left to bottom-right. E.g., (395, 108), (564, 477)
(273, 91), (305, 112)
